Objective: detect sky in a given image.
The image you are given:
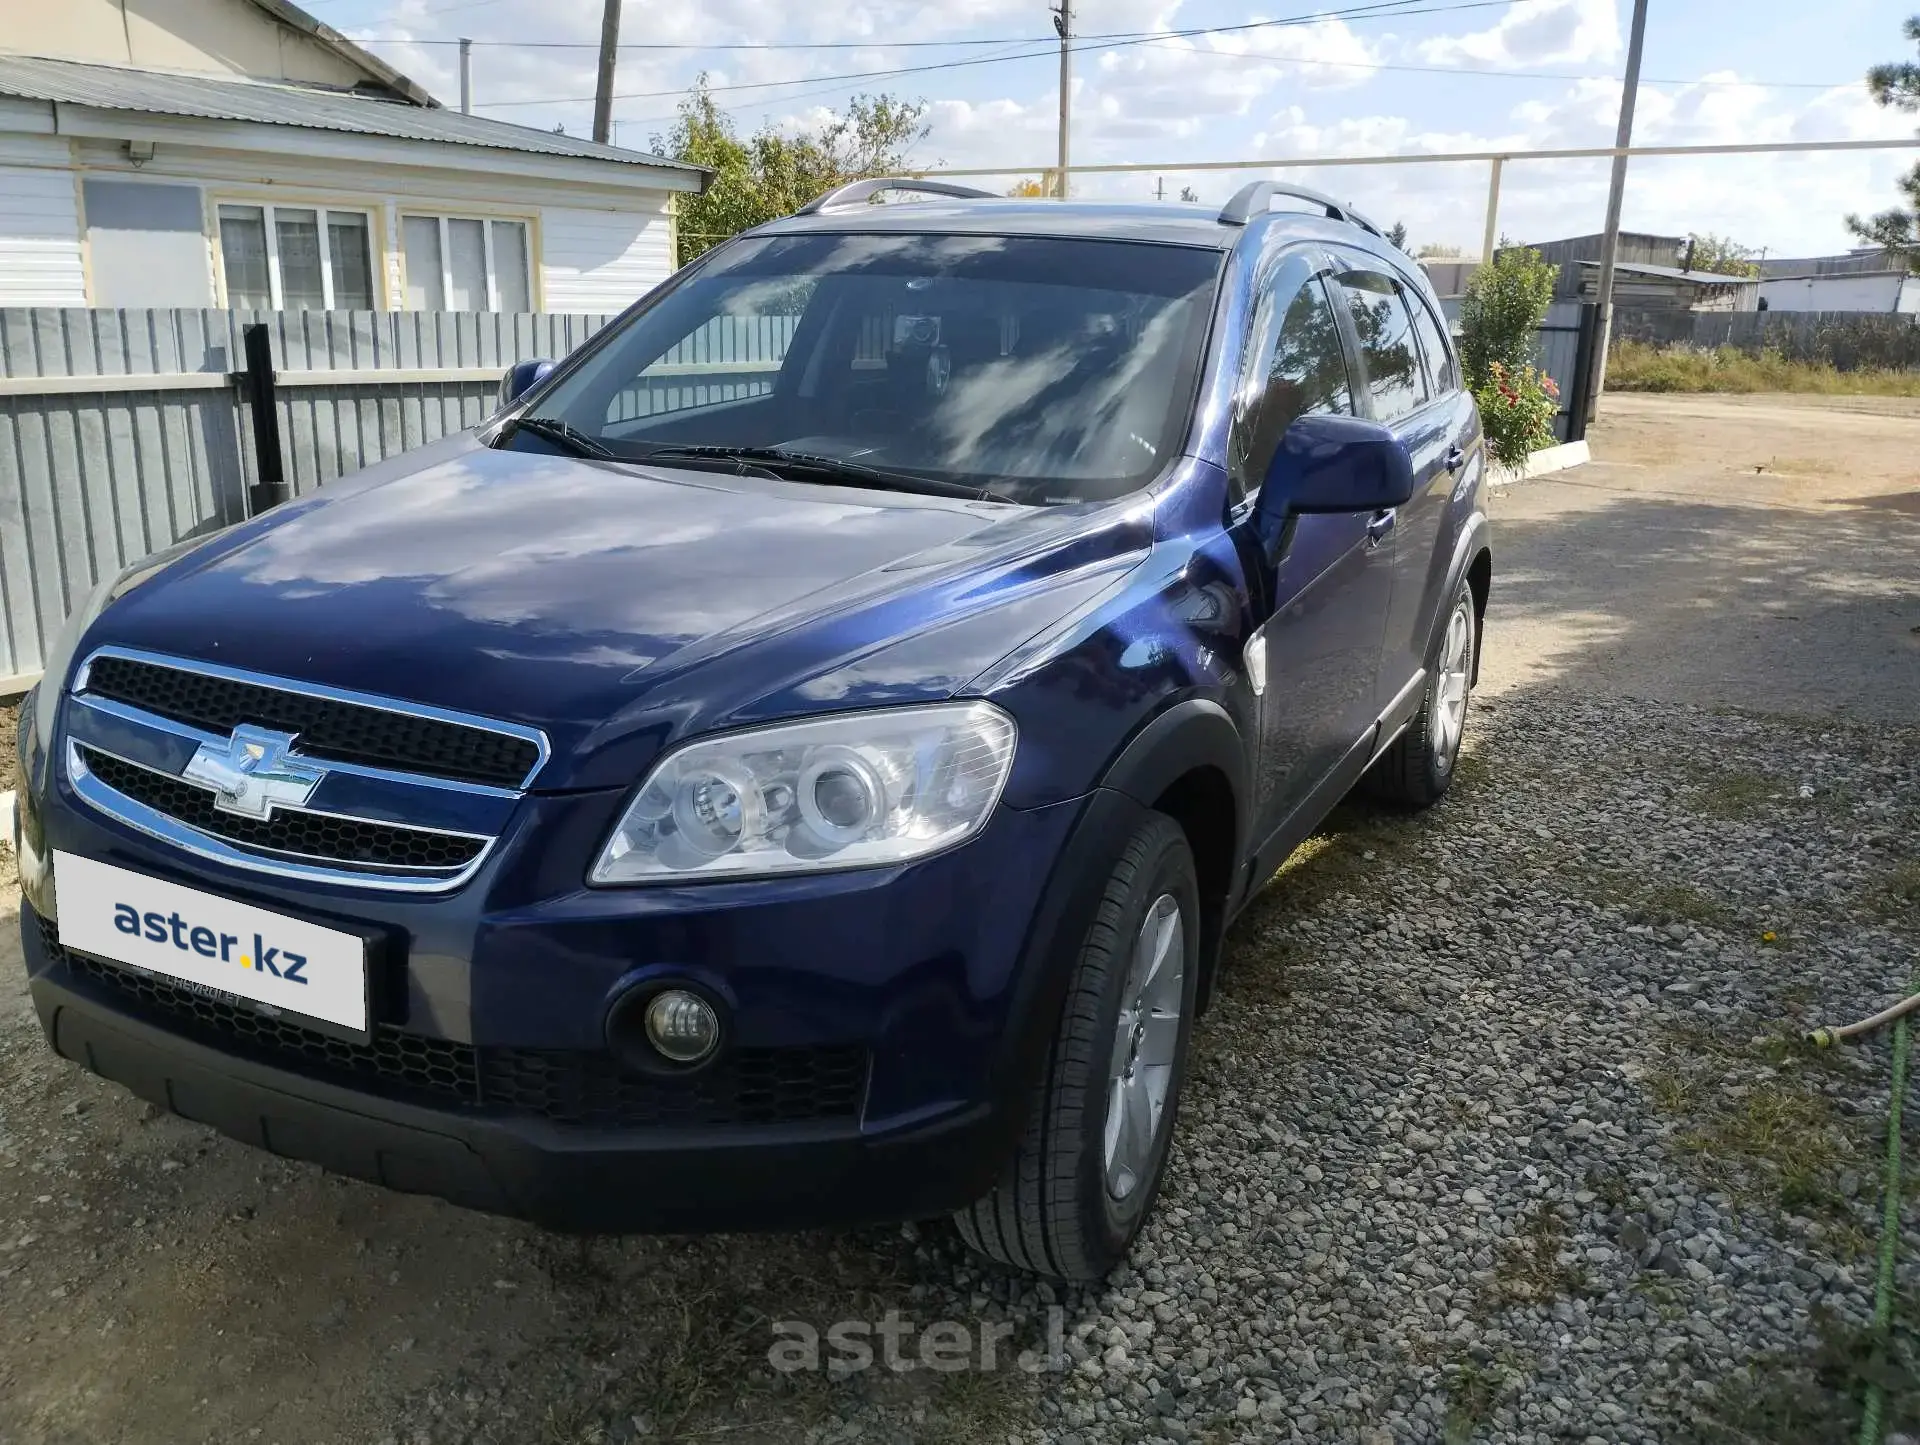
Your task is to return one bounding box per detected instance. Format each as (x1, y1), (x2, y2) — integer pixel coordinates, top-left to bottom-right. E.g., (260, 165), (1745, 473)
(302, 0), (1919, 259)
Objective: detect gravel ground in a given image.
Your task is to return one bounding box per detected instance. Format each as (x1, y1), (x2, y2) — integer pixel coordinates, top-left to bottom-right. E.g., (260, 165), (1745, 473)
(2, 395), (1918, 1443)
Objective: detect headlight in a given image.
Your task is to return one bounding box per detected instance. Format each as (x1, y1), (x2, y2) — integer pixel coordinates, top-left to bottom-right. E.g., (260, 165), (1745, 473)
(590, 702), (1019, 884)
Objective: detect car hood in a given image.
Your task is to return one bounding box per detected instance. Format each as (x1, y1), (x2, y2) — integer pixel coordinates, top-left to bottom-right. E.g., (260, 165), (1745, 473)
(97, 434), (1150, 789)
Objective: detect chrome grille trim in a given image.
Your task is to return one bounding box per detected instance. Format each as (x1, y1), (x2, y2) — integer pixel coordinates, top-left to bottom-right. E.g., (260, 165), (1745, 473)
(62, 649), (547, 894)
(68, 741), (499, 893)
(77, 644), (551, 790)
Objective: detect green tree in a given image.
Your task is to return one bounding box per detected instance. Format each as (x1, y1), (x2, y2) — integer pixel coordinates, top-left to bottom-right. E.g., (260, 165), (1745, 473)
(1684, 232), (1760, 277)
(652, 77), (930, 265)
(1386, 220), (1409, 250)
(1845, 15), (1920, 273)
(1458, 244), (1557, 389)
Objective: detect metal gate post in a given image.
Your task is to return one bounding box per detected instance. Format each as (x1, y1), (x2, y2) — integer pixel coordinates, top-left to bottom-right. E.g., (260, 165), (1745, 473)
(240, 323), (290, 516)
(1565, 302), (1601, 443)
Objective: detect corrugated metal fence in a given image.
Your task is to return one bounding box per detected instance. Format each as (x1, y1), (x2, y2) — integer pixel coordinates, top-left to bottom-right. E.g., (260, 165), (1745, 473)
(0, 307), (621, 684)
(1610, 307), (1920, 370)
(1440, 298), (1595, 443)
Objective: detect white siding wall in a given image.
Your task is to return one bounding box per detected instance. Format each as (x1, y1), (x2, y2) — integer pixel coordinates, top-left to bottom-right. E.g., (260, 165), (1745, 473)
(1757, 272), (1908, 313)
(539, 203), (673, 313)
(0, 163), (86, 306)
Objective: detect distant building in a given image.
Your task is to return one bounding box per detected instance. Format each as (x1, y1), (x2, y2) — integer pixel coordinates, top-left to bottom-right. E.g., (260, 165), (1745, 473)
(1757, 248), (1900, 279)
(1504, 232), (1689, 299)
(0, 0), (706, 311)
(1757, 270), (1920, 313)
(1571, 261), (1759, 312)
(1418, 258), (1480, 297)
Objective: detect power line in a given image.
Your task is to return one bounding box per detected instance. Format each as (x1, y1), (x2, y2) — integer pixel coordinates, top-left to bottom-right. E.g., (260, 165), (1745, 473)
(463, 0), (1533, 108)
(349, 0), (1489, 49)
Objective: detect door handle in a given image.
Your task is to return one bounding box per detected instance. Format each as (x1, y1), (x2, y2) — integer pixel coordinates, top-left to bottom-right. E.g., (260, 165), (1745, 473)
(1444, 444), (1467, 472)
(1366, 508), (1396, 545)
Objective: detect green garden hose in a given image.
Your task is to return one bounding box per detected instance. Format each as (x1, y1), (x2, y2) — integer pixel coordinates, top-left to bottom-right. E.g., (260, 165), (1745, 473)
(1857, 997), (1913, 1445)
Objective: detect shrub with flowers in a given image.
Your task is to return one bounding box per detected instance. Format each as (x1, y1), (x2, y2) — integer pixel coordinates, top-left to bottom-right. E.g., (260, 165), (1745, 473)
(1472, 361), (1560, 468)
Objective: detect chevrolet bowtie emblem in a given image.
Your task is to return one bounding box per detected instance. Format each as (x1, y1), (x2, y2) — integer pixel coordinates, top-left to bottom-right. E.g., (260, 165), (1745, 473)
(181, 725), (326, 820)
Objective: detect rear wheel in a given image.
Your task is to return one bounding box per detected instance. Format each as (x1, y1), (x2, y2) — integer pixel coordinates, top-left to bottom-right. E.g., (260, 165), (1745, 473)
(1366, 578), (1477, 807)
(954, 814), (1199, 1281)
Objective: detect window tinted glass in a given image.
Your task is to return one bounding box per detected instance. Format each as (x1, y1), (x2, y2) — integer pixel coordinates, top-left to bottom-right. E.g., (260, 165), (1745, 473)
(403, 216), (444, 310)
(1407, 293), (1455, 393)
(1337, 269), (1426, 422)
(275, 208), (325, 312)
(1232, 272), (1353, 493)
(524, 233), (1224, 505)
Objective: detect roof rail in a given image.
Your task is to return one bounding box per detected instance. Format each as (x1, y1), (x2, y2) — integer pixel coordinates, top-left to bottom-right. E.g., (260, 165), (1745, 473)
(795, 177), (998, 215)
(1217, 180), (1385, 239)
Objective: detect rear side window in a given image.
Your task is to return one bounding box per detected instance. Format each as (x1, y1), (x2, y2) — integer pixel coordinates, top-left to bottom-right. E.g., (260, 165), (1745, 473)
(1407, 294), (1457, 394)
(1335, 268), (1427, 422)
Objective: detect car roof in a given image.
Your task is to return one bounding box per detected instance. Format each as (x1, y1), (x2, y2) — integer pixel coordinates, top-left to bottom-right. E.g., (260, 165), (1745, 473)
(751, 197), (1390, 258)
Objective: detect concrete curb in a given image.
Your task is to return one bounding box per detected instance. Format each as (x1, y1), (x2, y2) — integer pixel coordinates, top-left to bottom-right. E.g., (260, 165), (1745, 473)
(1490, 438), (1591, 486)
(0, 790), (14, 848)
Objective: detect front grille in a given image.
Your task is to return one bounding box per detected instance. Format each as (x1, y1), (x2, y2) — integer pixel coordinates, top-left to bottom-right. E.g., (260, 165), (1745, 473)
(46, 917), (480, 1103)
(84, 654), (540, 789)
(81, 746), (485, 873)
(42, 919), (869, 1129)
(481, 1044), (870, 1127)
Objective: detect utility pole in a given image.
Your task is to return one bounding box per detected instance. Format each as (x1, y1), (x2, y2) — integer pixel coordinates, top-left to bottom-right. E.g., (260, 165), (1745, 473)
(1587, 0), (1650, 418)
(1053, 0), (1072, 197)
(592, 0), (622, 146)
(458, 37), (472, 115)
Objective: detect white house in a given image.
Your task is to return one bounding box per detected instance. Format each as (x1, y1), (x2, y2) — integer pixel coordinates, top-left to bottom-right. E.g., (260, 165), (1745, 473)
(0, 0), (707, 314)
(1757, 270), (1920, 314)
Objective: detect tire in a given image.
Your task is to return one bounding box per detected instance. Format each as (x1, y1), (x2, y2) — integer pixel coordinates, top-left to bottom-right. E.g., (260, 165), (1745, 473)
(955, 814), (1201, 1281)
(1366, 578), (1478, 808)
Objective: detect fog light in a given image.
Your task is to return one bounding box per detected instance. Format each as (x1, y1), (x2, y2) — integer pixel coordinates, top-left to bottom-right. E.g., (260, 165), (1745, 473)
(644, 989), (721, 1064)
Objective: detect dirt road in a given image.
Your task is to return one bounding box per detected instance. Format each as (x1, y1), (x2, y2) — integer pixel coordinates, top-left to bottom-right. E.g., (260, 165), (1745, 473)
(1, 392), (1916, 1445)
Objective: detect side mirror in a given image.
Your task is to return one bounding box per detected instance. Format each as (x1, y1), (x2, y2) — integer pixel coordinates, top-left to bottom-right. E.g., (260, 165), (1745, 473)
(499, 358), (557, 409)
(1256, 413), (1416, 523)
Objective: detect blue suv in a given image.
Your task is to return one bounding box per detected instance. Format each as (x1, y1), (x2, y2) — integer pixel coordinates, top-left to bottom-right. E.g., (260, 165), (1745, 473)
(13, 179), (1488, 1281)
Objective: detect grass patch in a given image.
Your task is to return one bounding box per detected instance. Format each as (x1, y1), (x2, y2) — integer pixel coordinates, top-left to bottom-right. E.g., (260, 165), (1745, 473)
(1686, 1310), (1920, 1443)
(1870, 861), (1920, 921)
(1607, 340), (1920, 397)
(1686, 768), (1787, 822)
(1640, 1024), (1863, 1219)
(1442, 1356), (1529, 1444)
(1481, 1205), (1586, 1313)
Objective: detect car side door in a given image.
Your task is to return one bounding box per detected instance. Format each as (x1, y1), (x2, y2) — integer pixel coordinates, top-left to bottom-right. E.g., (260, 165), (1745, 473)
(1226, 246), (1395, 854)
(1326, 256), (1454, 721)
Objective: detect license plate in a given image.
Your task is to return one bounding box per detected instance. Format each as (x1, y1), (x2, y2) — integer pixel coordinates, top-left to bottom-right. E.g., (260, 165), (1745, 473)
(53, 851), (370, 1036)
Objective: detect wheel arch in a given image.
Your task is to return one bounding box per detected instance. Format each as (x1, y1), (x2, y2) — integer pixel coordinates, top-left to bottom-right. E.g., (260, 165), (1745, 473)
(1099, 698), (1250, 1014)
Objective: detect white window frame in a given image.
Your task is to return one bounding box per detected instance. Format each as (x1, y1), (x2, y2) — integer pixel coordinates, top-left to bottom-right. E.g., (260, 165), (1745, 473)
(400, 212), (533, 313)
(218, 201), (375, 310)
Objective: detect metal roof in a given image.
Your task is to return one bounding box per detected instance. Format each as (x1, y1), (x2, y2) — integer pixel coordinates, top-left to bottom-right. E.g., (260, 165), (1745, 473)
(0, 54), (704, 175)
(1573, 260), (1756, 285)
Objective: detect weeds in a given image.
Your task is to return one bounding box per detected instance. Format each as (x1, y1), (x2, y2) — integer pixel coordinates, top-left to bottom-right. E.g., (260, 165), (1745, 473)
(1481, 1205), (1586, 1312)
(1443, 1355), (1528, 1443)
(1639, 1024), (1863, 1218)
(1686, 769), (1786, 822)
(1607, 341), (1920, 397)
(1688, 1309), (1920, 1443)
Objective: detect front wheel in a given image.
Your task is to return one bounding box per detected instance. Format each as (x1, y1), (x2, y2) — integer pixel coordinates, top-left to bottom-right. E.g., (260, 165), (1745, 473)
(954, 814), (1200, 1281)
(1366, 579), (1477, 807)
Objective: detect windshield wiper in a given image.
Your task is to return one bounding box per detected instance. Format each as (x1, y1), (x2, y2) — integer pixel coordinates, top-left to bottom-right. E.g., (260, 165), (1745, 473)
(500, 415), (617, 460)
(630, 444), (1022, 505)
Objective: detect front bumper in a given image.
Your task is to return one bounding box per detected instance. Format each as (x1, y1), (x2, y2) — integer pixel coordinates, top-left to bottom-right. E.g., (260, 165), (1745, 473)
(24, 922), (1009, 1231)
(18, 714), (1152, 1230)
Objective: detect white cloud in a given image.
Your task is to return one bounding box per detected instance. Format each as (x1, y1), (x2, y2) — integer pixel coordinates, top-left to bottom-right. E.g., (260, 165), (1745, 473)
(1417, 0), (1621, 68)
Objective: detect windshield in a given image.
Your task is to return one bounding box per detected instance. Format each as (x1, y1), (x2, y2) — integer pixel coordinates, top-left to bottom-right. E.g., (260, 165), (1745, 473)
(509, 232), (1224, 505)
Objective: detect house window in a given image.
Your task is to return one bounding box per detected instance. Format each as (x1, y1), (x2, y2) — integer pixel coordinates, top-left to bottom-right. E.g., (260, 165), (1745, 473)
(401, 215), (532, 313)
(217, 202), (376, 310)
